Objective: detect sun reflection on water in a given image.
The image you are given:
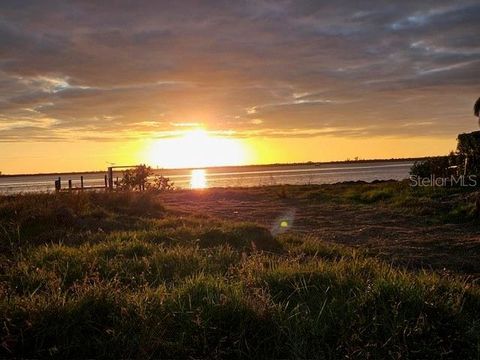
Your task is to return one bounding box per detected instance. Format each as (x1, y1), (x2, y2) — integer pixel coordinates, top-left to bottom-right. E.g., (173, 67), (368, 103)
(190, 169), (207, 189)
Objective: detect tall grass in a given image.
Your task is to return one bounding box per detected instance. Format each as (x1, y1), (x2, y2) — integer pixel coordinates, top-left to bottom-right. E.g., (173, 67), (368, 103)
(0, 191), (479, 358)
(292, 180), (479, 223)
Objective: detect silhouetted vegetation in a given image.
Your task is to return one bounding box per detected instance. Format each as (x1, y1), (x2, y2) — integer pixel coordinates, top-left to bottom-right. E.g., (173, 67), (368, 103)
(148, 174), (175, 192)
(117, 165), (174, 192)
(474, 97), (480, 117)
(458, 131), (480, 176)
(409, 132), (480, 181)
(410, 155), (454, 178)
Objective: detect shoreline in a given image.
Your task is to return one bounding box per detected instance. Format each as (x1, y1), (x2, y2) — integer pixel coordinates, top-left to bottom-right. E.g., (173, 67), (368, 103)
(0, 156), (422, 178)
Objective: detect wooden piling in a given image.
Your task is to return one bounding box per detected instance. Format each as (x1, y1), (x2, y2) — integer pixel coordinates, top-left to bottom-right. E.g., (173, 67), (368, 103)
(80, 176), (84, 189)
(68, 179), (72, 190)
(108, 167), (114, 190)
(54, 177), (61, 191)
(104, 174), (108, 188)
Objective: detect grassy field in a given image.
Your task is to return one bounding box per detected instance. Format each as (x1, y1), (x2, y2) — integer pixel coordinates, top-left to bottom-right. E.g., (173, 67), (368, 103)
(1, 182), (480, 358)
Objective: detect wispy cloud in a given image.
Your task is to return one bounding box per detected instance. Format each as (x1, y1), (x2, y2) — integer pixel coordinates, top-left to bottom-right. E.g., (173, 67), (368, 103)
(0, 0), (478, 142)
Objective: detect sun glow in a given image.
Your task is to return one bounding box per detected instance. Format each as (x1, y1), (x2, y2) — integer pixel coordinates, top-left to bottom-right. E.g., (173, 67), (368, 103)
(148, 129), (248, 168)
(190, 169), (207, 189)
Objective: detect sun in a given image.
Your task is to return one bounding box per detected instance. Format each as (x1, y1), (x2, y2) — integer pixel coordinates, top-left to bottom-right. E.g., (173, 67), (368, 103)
(148, 129), (248, 168)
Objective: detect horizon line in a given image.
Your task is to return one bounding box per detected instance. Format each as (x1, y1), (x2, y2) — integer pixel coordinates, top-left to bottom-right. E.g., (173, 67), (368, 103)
(0, 156), (428, 177)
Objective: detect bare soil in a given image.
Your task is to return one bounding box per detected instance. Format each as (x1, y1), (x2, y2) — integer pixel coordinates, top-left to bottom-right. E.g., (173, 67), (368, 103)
(160, 187), (480, 276)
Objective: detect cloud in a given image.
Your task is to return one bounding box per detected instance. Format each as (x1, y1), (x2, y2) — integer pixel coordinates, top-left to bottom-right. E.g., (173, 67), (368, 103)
(0, 0), (479, 142)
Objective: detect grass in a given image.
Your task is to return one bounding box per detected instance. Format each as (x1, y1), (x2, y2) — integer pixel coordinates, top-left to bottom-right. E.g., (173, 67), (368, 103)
(281, 180), (479, 223)
(1, 188), (479, 358)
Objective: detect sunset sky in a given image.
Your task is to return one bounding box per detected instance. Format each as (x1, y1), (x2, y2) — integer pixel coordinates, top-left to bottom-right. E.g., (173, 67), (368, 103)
(1, 0), (479, 173)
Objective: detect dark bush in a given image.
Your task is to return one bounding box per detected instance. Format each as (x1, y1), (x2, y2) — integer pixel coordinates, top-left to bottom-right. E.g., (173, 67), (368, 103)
(457, 131), (480, 175)
(117, 166), (174, 192)
(147, 175), (175, 192)
(410, 154), (459, 178)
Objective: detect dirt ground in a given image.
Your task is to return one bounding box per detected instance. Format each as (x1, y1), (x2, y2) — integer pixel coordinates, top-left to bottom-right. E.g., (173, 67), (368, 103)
(160, 187), (480, 277)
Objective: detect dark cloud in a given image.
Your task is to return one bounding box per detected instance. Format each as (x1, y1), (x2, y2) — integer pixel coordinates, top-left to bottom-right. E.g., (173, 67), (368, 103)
(0, 0), (479, 142)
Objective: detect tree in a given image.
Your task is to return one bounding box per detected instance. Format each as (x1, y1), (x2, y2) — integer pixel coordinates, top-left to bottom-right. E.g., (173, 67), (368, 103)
(410, 98), (480, 181)
(457, 131), (480, 176)
(474, 97), (480, 117)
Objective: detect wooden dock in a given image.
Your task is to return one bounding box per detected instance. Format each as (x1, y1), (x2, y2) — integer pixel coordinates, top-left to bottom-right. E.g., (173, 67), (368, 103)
(54, 165), (141, 191)
(54, 175), (109, 192)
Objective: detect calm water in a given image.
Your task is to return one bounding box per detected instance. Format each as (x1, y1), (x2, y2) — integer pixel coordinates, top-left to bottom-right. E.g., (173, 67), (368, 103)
(0, 161), (413, 194)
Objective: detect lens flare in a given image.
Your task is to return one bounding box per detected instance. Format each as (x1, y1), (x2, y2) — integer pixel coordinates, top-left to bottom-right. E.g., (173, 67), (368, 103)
(271, 209), (296, 236)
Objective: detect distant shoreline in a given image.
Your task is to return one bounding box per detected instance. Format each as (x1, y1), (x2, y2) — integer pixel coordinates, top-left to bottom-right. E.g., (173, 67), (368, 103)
(0, 157), (423, 178)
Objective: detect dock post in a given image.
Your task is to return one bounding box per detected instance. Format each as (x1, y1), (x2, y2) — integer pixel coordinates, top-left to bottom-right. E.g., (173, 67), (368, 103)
(108, 167), (114, 190)
(55, 177), (61, 191)
(80, 176), (84, 189)
(68, 179), (72, 190)
(104, 174), (108, 189)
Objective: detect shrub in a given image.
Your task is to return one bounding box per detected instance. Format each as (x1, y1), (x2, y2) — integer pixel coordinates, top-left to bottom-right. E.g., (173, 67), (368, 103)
(116, 166), (175, 192)
(410, 156), (448, 178)
(147, 175), (175, 192)
(117, 165), (152, 191)
(410, 154), (460, 179)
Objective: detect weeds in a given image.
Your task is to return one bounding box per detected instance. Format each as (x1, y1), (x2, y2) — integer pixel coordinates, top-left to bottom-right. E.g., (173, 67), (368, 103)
(0, 190), (479, 358)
